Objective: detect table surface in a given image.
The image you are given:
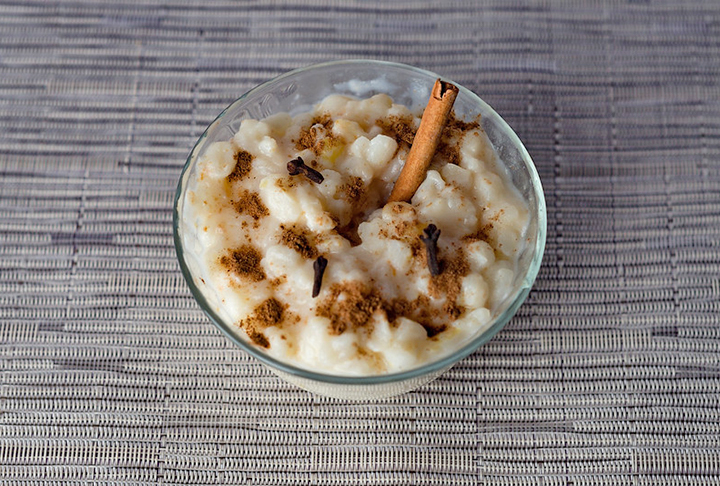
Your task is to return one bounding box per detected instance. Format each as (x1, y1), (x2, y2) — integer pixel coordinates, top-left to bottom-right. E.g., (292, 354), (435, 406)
(2, 1), (720, 484)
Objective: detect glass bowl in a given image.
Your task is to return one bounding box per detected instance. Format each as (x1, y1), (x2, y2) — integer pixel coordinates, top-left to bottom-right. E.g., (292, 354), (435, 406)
(173, 59), (546, 400)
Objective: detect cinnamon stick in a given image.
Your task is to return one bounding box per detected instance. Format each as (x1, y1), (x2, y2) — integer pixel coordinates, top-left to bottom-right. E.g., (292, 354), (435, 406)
(388, 79), (458, 203)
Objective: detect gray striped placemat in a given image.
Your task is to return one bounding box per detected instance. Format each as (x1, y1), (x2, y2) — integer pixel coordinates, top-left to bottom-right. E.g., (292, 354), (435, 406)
(1, 1), (719, 484)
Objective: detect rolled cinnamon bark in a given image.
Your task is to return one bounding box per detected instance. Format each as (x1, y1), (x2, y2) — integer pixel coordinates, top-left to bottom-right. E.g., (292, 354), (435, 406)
(388, 79), (459, 203)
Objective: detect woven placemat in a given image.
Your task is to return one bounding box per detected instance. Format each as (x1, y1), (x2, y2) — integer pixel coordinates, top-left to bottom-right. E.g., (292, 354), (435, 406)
(1, 1), (719, 483)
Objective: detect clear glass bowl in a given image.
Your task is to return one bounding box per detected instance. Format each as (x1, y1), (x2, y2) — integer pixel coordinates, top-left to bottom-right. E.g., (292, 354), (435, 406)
(173, 59), (546, 400)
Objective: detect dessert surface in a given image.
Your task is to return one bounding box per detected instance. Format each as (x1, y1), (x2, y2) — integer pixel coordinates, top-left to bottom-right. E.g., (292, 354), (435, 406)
(181, 93), (529, 375)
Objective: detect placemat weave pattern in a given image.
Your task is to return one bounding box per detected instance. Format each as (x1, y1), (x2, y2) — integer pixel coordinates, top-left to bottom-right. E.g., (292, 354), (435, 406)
(1, 1), (720, 484)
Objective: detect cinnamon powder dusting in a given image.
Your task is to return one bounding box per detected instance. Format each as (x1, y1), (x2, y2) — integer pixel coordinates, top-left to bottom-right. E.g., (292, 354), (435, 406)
(437, 112), (481, 166)
(315, 282), (450, 338)
(248, 332), (270, 348)
(294, 113), (337, 155)
(462, 223), (494, 243)
(227, 150), (254, 182)
(338, 176), (365, 203)
(219, 245), (266, 282)
(275, 177), (297, 190)
(316, 282), (383, 335)
(269, 275), (287, 290)
(234, 190), (268, 222)
(295, 126), (319, 153)
(376, 115), (416, 146)
(239, 298), (287, 348)
(409, 238), (424, 260)
(428, 250), (471, 316)
(279, 225), (318, 259)
(445, 112), (480, 133)
(437, 140), (461, 165)
(385, 295), (444, 337)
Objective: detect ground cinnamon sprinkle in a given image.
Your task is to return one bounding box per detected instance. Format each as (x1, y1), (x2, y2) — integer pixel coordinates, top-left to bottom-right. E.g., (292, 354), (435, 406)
(294, 123), (317, 153)
(234, 190), (268, 222)
(376, 115), (416, 146)
(275, 177), (297, 190)
(385, 205), (419, 239)
(248, 331), (270, 348)
(253, 297), (285, 326)
(436, 140), (461, 165)
(462, 223), (494, 243)
(384, 294), (444, 336)
(490, 209), (505, 222)
(390, 203), (409, 214)
(239, 297), (287, 348)
(294, 113), (337, 155)
(428, 250), (470, 318)
(316, 282), (383, 335)
(219, 245), (266, 282)
(384, 296), (414, 323)
(445, 112), (480, 133)
(227, 150), (254, 182)
(315, 281), (452, 338)
(390, 219), (414, 238)
(338, 176), (365, 202)
(436, 112), (481, 166)
(409, 238), (424, 260)
(443, 301), (463, 320)
(269, 275), (287, 289)
(279, 225), (318, 259)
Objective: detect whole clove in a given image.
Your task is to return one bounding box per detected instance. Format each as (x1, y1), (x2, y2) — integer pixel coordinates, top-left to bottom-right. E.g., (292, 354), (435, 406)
(420, 224), (441, 276)
(287, 157), (324, 184)
(312, 255), (328, 298)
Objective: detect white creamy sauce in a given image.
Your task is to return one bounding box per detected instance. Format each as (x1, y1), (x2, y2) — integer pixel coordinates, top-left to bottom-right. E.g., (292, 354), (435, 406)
(181, 93), (529, 376)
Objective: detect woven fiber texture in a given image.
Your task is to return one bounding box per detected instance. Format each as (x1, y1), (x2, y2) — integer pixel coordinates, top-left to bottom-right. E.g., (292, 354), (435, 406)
(2, 0), (720, 484)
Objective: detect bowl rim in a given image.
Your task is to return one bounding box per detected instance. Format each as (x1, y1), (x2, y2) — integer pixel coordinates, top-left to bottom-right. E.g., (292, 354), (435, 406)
(173, 58), (547, 385)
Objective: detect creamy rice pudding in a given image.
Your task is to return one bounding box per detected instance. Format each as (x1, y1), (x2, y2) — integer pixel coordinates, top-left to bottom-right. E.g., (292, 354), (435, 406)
(180, 93), (529, 375)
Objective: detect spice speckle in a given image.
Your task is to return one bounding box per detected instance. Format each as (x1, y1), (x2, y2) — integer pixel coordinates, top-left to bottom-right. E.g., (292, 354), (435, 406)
(294, 113), (337, 155)
(234, 190), (269, 222)
(462, 223), (494, 244)
(338, 176), (365, 203)
(428, 249), (470, 319)
(227, 150), (254, 182)
(219, 245), (266, 282)
(316, 282), (383, 335)
(240, 297), (287, 349)
(376, 115), (416, 146)
(279, 225), (318, 259)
